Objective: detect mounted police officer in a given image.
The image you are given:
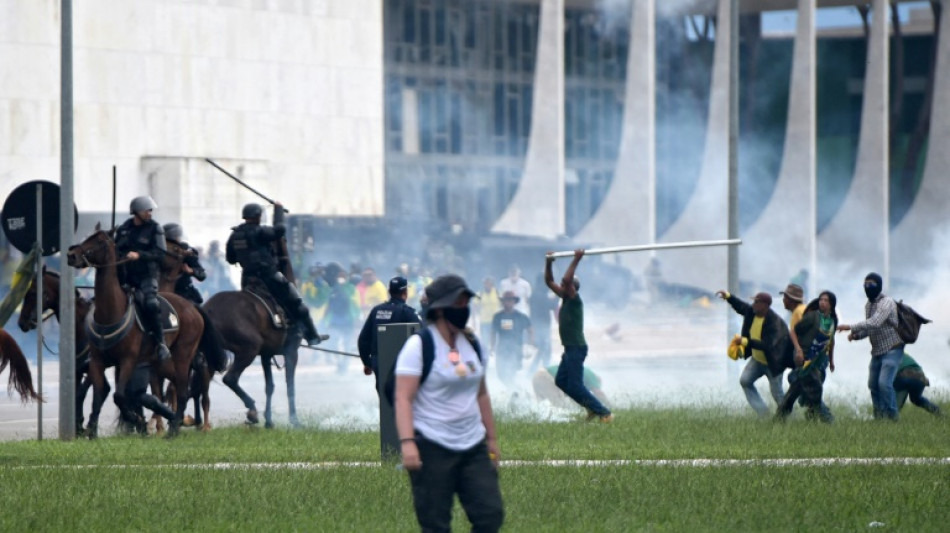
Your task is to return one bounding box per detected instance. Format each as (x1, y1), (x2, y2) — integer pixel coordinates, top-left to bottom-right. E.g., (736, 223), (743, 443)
(357, 276), (420, 385)
(115, 195), (170, 362)
(162, 223), (206, 305)
(225, 202), (322, 346)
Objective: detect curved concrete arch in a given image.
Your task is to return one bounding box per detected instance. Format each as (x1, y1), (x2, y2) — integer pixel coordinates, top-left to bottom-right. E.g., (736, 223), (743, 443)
(817, 0), (889, 285)
(890, 4), (950, 281)
(491, 0), (564, 239)
(654, 0), (730, 291)
(739, 0), (816, 289)
(574, 0), (655, 274)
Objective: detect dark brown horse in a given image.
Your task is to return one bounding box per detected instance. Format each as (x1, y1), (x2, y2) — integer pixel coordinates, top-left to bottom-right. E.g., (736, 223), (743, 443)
(203, 288), (306, 428)
(18, 268), (95, 430)
(159, 239), (228, 431)
(0, 328), (42, 403)
(65, 226), (204, 437)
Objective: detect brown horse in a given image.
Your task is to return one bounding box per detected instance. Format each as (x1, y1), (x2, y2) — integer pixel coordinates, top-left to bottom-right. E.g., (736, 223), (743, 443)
(65, 225), (204, 437)
(158, 239), (228, 431)
(203, 287), (306, 428)
(0, 328), (42, 403)
(18, 268), (95, 431)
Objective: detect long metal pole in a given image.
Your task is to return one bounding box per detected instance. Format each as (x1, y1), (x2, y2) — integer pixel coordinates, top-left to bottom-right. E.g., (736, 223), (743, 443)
(727, 0), (741, 384)
(204, 158), (287, 212)
(36, 185), (43, 441)
(546, 239), (742, 259)
(59, 0), (76, 441)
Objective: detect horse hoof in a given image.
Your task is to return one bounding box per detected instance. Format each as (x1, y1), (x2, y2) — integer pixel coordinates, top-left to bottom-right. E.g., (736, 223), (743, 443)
(182, 415), (196, 427)
(289, 416), (302, 429)
(245, 410), (259, 425)
(265, 420), (275, 429)
(200, 423), (212, 433)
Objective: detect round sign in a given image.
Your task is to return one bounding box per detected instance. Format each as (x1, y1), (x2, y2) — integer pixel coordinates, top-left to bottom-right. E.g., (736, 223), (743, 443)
(2, 180), (79, 257)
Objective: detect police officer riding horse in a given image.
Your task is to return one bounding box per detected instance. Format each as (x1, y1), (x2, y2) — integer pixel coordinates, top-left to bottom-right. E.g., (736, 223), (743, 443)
(115, 196), (171, 362)
(226, 202), (322, 346)
(163, 222), (207, 305)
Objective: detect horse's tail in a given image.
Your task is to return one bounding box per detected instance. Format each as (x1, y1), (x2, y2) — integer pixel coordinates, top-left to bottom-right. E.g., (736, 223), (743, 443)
(195, 306), (228, 373)
(0, 329), (43, 403)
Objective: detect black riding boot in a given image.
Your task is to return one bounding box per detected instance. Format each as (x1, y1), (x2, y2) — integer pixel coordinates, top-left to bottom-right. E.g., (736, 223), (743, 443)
(148, 315), (170, 362)
(295, 303), (321, 345)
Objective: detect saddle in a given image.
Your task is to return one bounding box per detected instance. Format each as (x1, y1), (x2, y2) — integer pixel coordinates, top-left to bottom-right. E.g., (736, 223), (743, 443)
(244, 279), (288, 330)
(84, 292), (180, 351)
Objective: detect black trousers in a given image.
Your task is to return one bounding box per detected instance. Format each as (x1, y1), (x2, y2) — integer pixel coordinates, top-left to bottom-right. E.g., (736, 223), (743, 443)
(407, 435), (504, 533)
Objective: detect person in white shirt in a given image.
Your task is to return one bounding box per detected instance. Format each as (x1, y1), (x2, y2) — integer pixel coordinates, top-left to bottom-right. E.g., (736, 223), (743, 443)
(394, 274), (504, 533)
(497, 264), (531, 317)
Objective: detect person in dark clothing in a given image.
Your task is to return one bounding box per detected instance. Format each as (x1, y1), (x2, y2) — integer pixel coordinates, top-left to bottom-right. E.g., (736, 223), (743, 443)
(894, 354), (942, 416)
(114, 195), (170, 362)
(225, 202), (321, 346)
(776, 290), (837, 423)
(124, 361), (176, 433)
(162, 223), (206, 305)
(490, 291), (533, 388)
(545, 249), (612, 422)
(716, 289), (792, 417)
(357, 276), (420, 387)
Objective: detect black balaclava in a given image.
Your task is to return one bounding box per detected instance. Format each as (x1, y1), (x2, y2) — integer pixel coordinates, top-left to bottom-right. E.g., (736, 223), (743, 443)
(864, 272), (883, 300)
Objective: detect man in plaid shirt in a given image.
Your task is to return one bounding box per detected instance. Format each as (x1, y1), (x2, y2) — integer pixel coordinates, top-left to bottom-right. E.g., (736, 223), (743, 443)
(837, 272), (903, 420)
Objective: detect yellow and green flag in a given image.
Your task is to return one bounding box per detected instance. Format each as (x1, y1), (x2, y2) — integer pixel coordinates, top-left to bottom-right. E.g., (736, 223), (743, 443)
(0, 243), (40, 328)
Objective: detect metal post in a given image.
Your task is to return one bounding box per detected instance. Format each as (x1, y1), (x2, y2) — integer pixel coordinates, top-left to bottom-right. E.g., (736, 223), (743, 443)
(727, 0), (741, 382)
(35, 184), (43, 441)
(376, 323), (420, 460)
(59, 0), (76, 441)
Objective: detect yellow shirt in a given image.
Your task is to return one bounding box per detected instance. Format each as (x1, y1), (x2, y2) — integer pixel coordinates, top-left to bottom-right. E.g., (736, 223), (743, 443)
(750, 316), (766, 365)
(361, 280), (388, 311)
(477, 288), (501, 324)
(790, 303), (806, 331)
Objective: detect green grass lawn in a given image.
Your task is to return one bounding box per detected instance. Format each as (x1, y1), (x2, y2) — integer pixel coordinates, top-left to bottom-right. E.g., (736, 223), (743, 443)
(1, 403), (947, 532)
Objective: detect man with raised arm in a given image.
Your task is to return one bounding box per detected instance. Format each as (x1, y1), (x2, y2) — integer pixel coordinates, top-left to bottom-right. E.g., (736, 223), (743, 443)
(545, 249), (612, 422)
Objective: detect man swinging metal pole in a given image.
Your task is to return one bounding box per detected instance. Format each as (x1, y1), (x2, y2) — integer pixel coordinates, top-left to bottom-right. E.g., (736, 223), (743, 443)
(204, 158), (287, 212)
(546, 238), (742, 259)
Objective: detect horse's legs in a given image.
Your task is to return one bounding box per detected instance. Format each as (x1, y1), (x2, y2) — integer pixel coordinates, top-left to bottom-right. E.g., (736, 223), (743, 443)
(85, 358), (109, 439)
(222, 353), (259, 424)
(196, 367), (212, 432)
(75, 372), (93, 434)
(261, 355), (276, 429)
(150, 374), (166, 435)
(112, 357), (139, 430)
(284, 333), (302, 428)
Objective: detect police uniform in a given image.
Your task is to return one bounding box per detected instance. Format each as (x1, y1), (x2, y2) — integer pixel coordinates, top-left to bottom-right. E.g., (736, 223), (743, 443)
(163, 223), (206, 305)
(226, 203), (321, 344)
(357, 277), (421, 373)
(115, 196), (169, 360)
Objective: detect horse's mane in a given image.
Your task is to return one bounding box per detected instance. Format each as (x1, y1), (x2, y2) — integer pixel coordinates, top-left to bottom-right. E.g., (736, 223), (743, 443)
(42, 269), (91, 304)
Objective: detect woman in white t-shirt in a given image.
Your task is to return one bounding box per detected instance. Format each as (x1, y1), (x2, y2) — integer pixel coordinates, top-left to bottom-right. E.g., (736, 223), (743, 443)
(394, 274), (504, 533)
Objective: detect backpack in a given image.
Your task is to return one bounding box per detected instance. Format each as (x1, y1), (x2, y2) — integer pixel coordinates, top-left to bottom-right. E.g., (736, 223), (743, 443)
(383, 327), (483, 406)
(895, 300), (931, 344)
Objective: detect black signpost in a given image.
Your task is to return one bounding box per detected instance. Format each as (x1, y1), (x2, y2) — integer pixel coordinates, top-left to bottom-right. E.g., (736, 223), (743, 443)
(2, 180), (78, 440)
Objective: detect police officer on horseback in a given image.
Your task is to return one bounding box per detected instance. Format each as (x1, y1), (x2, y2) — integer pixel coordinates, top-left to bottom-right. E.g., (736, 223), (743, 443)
(163, 223), (207, 305)
(225, 202), (322, 346)
(115, 196), (171, 362)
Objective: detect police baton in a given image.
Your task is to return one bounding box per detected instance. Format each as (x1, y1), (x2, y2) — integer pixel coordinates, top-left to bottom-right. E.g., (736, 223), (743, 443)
(204, 158), (289, 213)
(298, 335), (361, 358)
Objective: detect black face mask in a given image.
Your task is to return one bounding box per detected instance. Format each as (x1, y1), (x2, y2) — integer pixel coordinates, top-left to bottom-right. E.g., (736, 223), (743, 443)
(442, 307), (470, 330)
(864, 275), (882, 300)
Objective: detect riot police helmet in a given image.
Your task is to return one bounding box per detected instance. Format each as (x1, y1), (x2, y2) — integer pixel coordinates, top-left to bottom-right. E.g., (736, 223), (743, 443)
(130, 196), (158, 215)
(163, 223), (184, 242)
(242, 203), (264, 220)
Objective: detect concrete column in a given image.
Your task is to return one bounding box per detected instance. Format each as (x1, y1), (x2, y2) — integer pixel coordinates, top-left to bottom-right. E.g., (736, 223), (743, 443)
(575, 0), (655, 274)
(740, 0), (816, 291)
(817, 0), (889, 285)
(654, 0), (730, 292)
(491, 0), (564, 239)
(890, 4), (950, 281)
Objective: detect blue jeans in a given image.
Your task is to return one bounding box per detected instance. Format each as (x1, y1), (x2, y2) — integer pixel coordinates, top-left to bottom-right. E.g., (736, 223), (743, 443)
(555, 345), (610, 417)
(869, 346), (903, 420)
(740, 358), (784, 417)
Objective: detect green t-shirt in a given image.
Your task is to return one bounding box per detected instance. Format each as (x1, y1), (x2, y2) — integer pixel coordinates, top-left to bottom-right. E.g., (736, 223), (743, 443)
(558, 293), (586, 347)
